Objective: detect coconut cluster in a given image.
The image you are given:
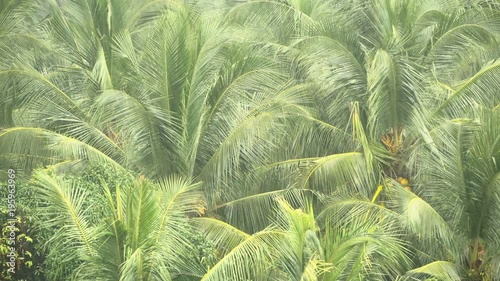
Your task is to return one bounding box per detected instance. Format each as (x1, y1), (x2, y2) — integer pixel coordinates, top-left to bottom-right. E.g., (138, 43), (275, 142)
(397, 177), (411, 191)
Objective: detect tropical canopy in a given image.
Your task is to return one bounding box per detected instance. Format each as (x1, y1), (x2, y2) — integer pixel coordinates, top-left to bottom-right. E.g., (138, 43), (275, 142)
(1, 0), (500, 280)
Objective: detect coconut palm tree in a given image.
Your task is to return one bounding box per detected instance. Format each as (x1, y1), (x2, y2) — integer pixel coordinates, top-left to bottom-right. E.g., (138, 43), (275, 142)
(399, 108), (500, 280)
(197, 197), (411, 280)
(212, 0), (500, 227)
(0, 0), (311, 207)
(32, 169), (206, 280)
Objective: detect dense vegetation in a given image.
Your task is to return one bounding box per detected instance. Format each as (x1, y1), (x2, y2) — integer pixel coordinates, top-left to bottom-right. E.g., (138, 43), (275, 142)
(1, 0), (500, 280)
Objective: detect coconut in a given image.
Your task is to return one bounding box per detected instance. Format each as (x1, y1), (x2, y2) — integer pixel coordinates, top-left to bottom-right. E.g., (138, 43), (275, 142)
(399, 178), (409, 186)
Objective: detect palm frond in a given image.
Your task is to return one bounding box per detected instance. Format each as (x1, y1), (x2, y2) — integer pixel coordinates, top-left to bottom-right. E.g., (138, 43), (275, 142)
(406, 260), (464, 280)
(436, 60), (500, 117)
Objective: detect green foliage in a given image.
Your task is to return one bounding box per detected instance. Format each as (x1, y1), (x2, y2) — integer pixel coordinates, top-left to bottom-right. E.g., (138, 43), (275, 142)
(29, 168), (209, 280)
(1, 0), (500, 280)
(61, 162), (134, 224)
(0, 181), (46, 281)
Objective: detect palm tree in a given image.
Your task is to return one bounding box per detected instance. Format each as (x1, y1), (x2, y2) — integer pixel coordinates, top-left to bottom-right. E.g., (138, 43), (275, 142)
(32, 169), (207, 280)
(0, 0), (311, 206)
(196, 194), (414, 280)
(398, 108), (500, 280)
(191, 0), (500, 279)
